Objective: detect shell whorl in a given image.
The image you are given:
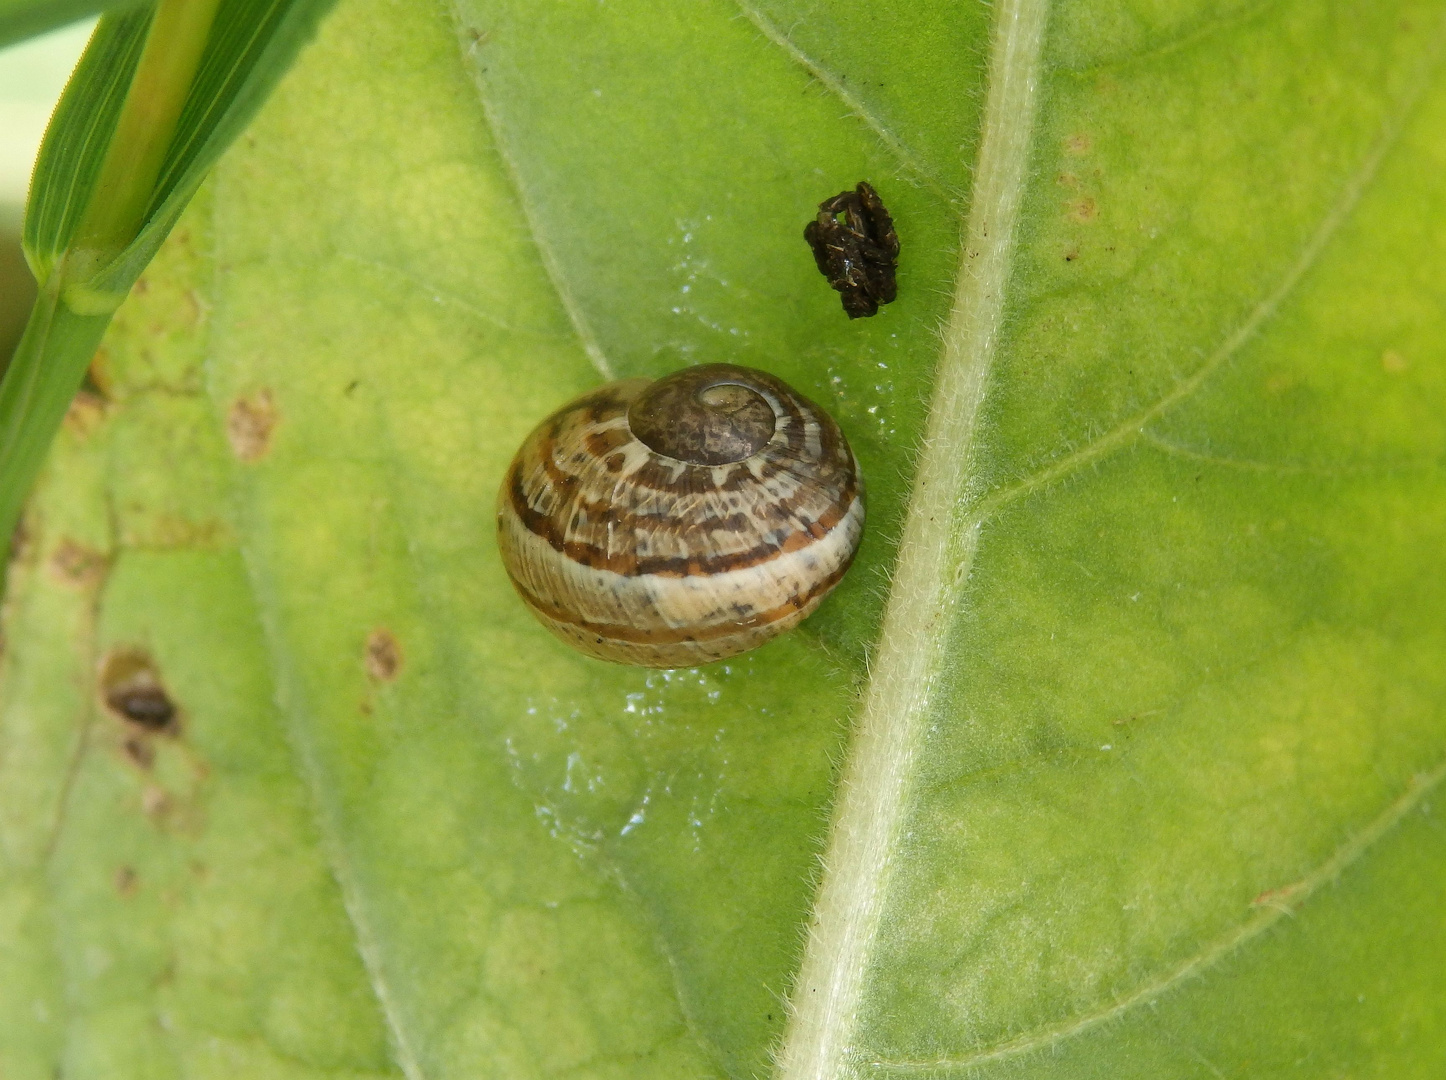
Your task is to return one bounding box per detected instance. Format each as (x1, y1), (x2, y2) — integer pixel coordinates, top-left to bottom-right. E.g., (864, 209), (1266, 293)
(496, 363), (865, 667)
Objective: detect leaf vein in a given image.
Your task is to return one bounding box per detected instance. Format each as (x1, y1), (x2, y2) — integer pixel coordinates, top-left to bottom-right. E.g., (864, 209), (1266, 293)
(728, 0), (958, 202)
(446, 7), (615, 381)
(974, 21), (1446, 527)
(865, 753), (1446, 1074)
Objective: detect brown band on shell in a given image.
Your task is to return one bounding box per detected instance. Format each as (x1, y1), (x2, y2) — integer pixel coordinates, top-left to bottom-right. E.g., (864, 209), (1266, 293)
(509, 555), (856, 646)
(508, 462), (859, 578)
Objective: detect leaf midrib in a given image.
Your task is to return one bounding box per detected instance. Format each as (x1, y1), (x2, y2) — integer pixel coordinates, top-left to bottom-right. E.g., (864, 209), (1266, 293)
(850, 11), (1446, 1073)
(774, 2), (1052, 1076)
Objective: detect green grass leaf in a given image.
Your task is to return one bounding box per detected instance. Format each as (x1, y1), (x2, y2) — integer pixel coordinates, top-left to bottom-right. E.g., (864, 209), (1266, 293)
(3, 0), (1445, 1077)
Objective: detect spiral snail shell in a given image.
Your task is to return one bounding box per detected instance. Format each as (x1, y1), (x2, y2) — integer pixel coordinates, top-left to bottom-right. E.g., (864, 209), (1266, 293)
(497, 364), (864, 667)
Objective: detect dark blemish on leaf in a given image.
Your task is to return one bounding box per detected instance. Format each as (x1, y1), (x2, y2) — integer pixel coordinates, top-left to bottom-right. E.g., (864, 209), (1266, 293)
(465, 26), (492, 54)
(64, 390), (108, 439)
(111, 685), (176, 729)
(345, 379), (361, 395)
(365, 629), (403, 681)
(87, 347), (114, 399)
(122, 735), (154, 769)
(804, 181), (899, 319)
(114, 866), (138, 897)
(1066, 197), (1097, 223)
(99, 648), (180, 735)
(226, 390), (278, 462)
(8, 513), (34, 567)
(1064, 133), (1091, 155)
(141, 784), (170, 819)
(1063, 250), (1079, 262)
(48, 539), (107, 589)
(1251, 881), (1305, 909)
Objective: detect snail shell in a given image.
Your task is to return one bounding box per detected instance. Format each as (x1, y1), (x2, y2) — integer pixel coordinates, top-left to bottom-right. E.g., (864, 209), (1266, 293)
(497, 363), (864, 667)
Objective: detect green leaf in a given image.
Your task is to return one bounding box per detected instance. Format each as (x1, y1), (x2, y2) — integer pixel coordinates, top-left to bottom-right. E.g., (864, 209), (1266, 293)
(4, 0), (1446, 1077)
(0, 190), (398, 1076)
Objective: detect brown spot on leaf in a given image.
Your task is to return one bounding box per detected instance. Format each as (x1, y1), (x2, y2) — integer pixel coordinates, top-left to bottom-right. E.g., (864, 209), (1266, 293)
(1064, 133), (1091, 155)
(114, 866), (138, 896)
(87, 348), (115, 399)
(141, 784), (170, 819)
(1382, 349), (1408, 373)
(48, 539), (108, 588)
(1251, 881), (1306, 910)
(8, 515), (35, 572)
(226, 390), (278, 462)
(99, 648), (179, 734)
(365, 629), (403, 681)
(122, 735), (155, 769)
(64, 390), (108, 439)
(1066, 197), (1097, 223)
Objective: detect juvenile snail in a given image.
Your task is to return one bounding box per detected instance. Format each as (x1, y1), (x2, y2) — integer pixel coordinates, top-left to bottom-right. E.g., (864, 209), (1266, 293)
(497, 364), (864, 667)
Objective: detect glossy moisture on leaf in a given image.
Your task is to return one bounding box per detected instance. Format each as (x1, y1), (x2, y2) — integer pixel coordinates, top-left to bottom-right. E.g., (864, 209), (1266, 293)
(2, 0), (1445, 1078)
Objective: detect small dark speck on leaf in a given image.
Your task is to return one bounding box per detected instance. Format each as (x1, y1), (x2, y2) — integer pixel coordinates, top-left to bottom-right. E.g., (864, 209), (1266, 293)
(63, 390), (108, 439)
(365, 628), (403, 681)
(122, 735), (154, 769)
(48, 538), (107, 589)
(114, 866), (138, 896)
(99, 648), (179, 734)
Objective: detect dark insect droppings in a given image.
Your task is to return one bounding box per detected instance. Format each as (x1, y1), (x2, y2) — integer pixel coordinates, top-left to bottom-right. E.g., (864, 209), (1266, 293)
(108, 686), (176, 729)
(804, 181), (900, 318)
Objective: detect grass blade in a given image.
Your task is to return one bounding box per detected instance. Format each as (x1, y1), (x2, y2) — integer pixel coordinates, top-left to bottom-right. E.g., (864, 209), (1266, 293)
(1, 0), (337, 557)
